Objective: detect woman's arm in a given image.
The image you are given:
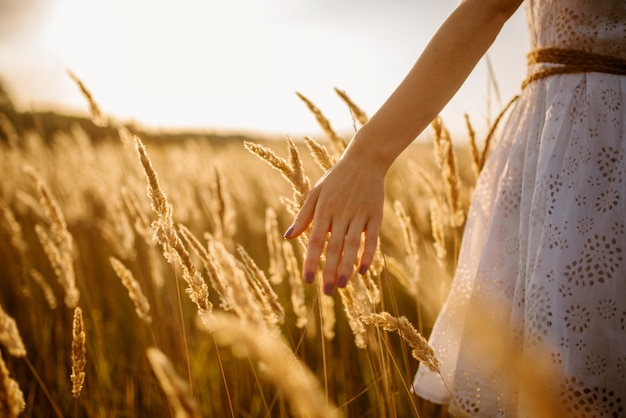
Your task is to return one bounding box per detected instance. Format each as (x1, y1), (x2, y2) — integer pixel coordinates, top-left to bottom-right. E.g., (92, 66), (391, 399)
(285, 0), (523, 295)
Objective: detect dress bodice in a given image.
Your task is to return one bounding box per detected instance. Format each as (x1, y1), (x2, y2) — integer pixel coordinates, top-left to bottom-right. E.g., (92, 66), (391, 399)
(526, 0), (626, 59)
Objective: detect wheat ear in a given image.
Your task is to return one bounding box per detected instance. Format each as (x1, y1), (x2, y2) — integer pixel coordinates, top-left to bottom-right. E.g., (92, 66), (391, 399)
(110, 257), (152, 325)
(209, 165), (236, 241)
(361, 311), (441, 373)
(71, 307), (86, 398)
(207, 312), (340, 418)
(334, 87), (369, 126)
(29, 269), (58, 309)
(464, 113), (482, 178)
(295, 92), (346, 154)
(283, 241), (308, 328)
(303, 136), (335, 171)
(0, 198), (27, 259)
(0, 352), (25, 418)
(265, 207), (285, 285)
(432, 117), (464, 227)
(236, 244), (285, 330)
(147, 347), (201, 418)
(67, 70), (107, 127)
(479, 94), (519, 170)
(0, 304), (26, 358)
(24, 165), (79, 307)
(244, 138), (310, 207)
(134, 136), (212, 319)
(393, 201), (420, 294)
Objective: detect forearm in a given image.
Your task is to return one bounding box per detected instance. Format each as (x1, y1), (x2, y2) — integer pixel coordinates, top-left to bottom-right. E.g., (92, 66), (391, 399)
(344, 0), (522, 171)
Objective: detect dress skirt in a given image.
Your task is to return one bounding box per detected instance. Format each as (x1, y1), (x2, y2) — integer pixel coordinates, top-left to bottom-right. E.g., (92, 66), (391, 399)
(412, 70), (626, 417)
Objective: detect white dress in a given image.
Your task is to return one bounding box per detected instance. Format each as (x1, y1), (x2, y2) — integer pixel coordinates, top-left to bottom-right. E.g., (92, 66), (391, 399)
(413, 1), (626, 417)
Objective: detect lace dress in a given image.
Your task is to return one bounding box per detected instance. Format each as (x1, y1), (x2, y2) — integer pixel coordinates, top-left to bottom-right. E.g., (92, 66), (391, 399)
(412, 1), (626, 417)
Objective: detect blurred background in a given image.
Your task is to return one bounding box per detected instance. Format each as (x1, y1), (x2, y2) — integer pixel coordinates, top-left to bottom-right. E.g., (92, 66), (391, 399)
(0, 0), (529, 138)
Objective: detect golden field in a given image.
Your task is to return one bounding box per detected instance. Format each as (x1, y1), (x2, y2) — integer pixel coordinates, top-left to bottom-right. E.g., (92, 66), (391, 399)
(0, 87), (506, 417)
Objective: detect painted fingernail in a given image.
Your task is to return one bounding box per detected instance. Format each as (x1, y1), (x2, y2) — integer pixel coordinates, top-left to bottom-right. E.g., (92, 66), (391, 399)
(337, 275), (348, 288)
(283, 225), (294, 239)
(358, 265), (368, 275)
(304, 271), (315, 284)
(323, 283), (334, 296)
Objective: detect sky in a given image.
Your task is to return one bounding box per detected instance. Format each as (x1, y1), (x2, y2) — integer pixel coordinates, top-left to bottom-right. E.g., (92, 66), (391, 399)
(0, 0), (530, 139)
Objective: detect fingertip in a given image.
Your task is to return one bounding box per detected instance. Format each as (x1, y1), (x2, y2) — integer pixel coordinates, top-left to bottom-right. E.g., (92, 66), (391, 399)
(283, 225), (294, 239)
(358, 265), (369, 275)
(323, 282), (334, 296)
(337, 275), (349, 288)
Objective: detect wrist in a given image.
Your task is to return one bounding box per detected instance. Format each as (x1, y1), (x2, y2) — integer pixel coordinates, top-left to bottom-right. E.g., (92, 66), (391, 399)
(342, 122), (407, 175)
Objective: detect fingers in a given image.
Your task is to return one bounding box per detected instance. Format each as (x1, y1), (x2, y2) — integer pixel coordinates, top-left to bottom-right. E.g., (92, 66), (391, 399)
(304, 216), (366, 296)
(283, 187), (320, 239)
(282, 164), (384, 296)
(288, 200), (380, 296)
(321, 222), (349, 295)
(358, 219), (382, 275)
(302, 214), (331, 284)
(334, 219), (367, 288)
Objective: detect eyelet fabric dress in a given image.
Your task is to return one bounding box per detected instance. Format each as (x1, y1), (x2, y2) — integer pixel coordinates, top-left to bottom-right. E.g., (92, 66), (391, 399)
(412, 1), (626, 417)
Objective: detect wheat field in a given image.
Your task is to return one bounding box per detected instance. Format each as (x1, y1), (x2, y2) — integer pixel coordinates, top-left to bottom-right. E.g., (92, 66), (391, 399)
(0, 84), (515, 417)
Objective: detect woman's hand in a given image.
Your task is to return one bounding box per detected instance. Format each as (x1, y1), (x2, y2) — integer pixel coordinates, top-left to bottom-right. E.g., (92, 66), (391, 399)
(283, 152), (385, 296)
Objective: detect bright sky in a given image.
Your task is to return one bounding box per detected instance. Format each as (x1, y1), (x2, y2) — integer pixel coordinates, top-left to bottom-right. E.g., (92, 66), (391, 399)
(0, 0), (529, 139)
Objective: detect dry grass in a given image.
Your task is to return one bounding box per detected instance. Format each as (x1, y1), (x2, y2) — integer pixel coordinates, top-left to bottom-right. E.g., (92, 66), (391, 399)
(0, 80), (536, 417)
(70, 307), (86, 398)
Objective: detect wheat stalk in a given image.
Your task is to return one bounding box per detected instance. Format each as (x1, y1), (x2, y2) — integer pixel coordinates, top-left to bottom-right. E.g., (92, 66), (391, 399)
(120, 187), (166, 291)
(110, 257), (152, 325)
(361, 311), (441, 373)
(207, 312), (340, 418)
(429, 199), (448, 261)
(98, 195), (136, 260)
(206, 236), (265, 326)
(177, 225), (230, 311)
(283, 241), (308, 329)
(338, 281), (369, 349)
(0, 199), (27, 259)
(25, 165), (79, 308)
(244, 138), (311, 208)
(464, 113), (482, 178)
(134, 136), (212, 320)
(208, 165), (236, 241)
(0, 304), (26, 358)
(236, 244), (285, 332)
(0, 113), (19, 148)
(120, 187), (152, 242)
(14, 190), (45, 220)
(24, 166), (74, 253)
(393, 201), (420, 295)
(303, 136), (335, 171)
(0, 352), (25, 418)
(479, 94), (519, 170)
(319, 280), (337, 341)
(67, 70), (108, 127)
(29, 269), (58, 310)
(296, 92), (346, 155)
(334, 87), (369, 126)
(432, 117), (464, 227)
(146, 347), (201, 418)
(71, 306), (86, 398)
(34, 224), (80, 308)
(265, 207), (285, 285)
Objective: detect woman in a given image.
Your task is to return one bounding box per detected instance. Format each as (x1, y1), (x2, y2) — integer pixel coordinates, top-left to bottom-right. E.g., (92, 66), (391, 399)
(284, 0), (626, 416)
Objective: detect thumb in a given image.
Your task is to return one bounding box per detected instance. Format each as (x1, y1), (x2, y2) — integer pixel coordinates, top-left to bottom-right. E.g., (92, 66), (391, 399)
(283, 187), (320, 239)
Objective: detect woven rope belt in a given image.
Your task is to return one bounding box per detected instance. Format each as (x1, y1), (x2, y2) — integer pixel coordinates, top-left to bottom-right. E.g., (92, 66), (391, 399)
(522, 47), (626, 89)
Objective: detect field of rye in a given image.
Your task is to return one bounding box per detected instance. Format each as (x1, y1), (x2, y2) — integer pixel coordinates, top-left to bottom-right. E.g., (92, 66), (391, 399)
(0, 83), (511, 417)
